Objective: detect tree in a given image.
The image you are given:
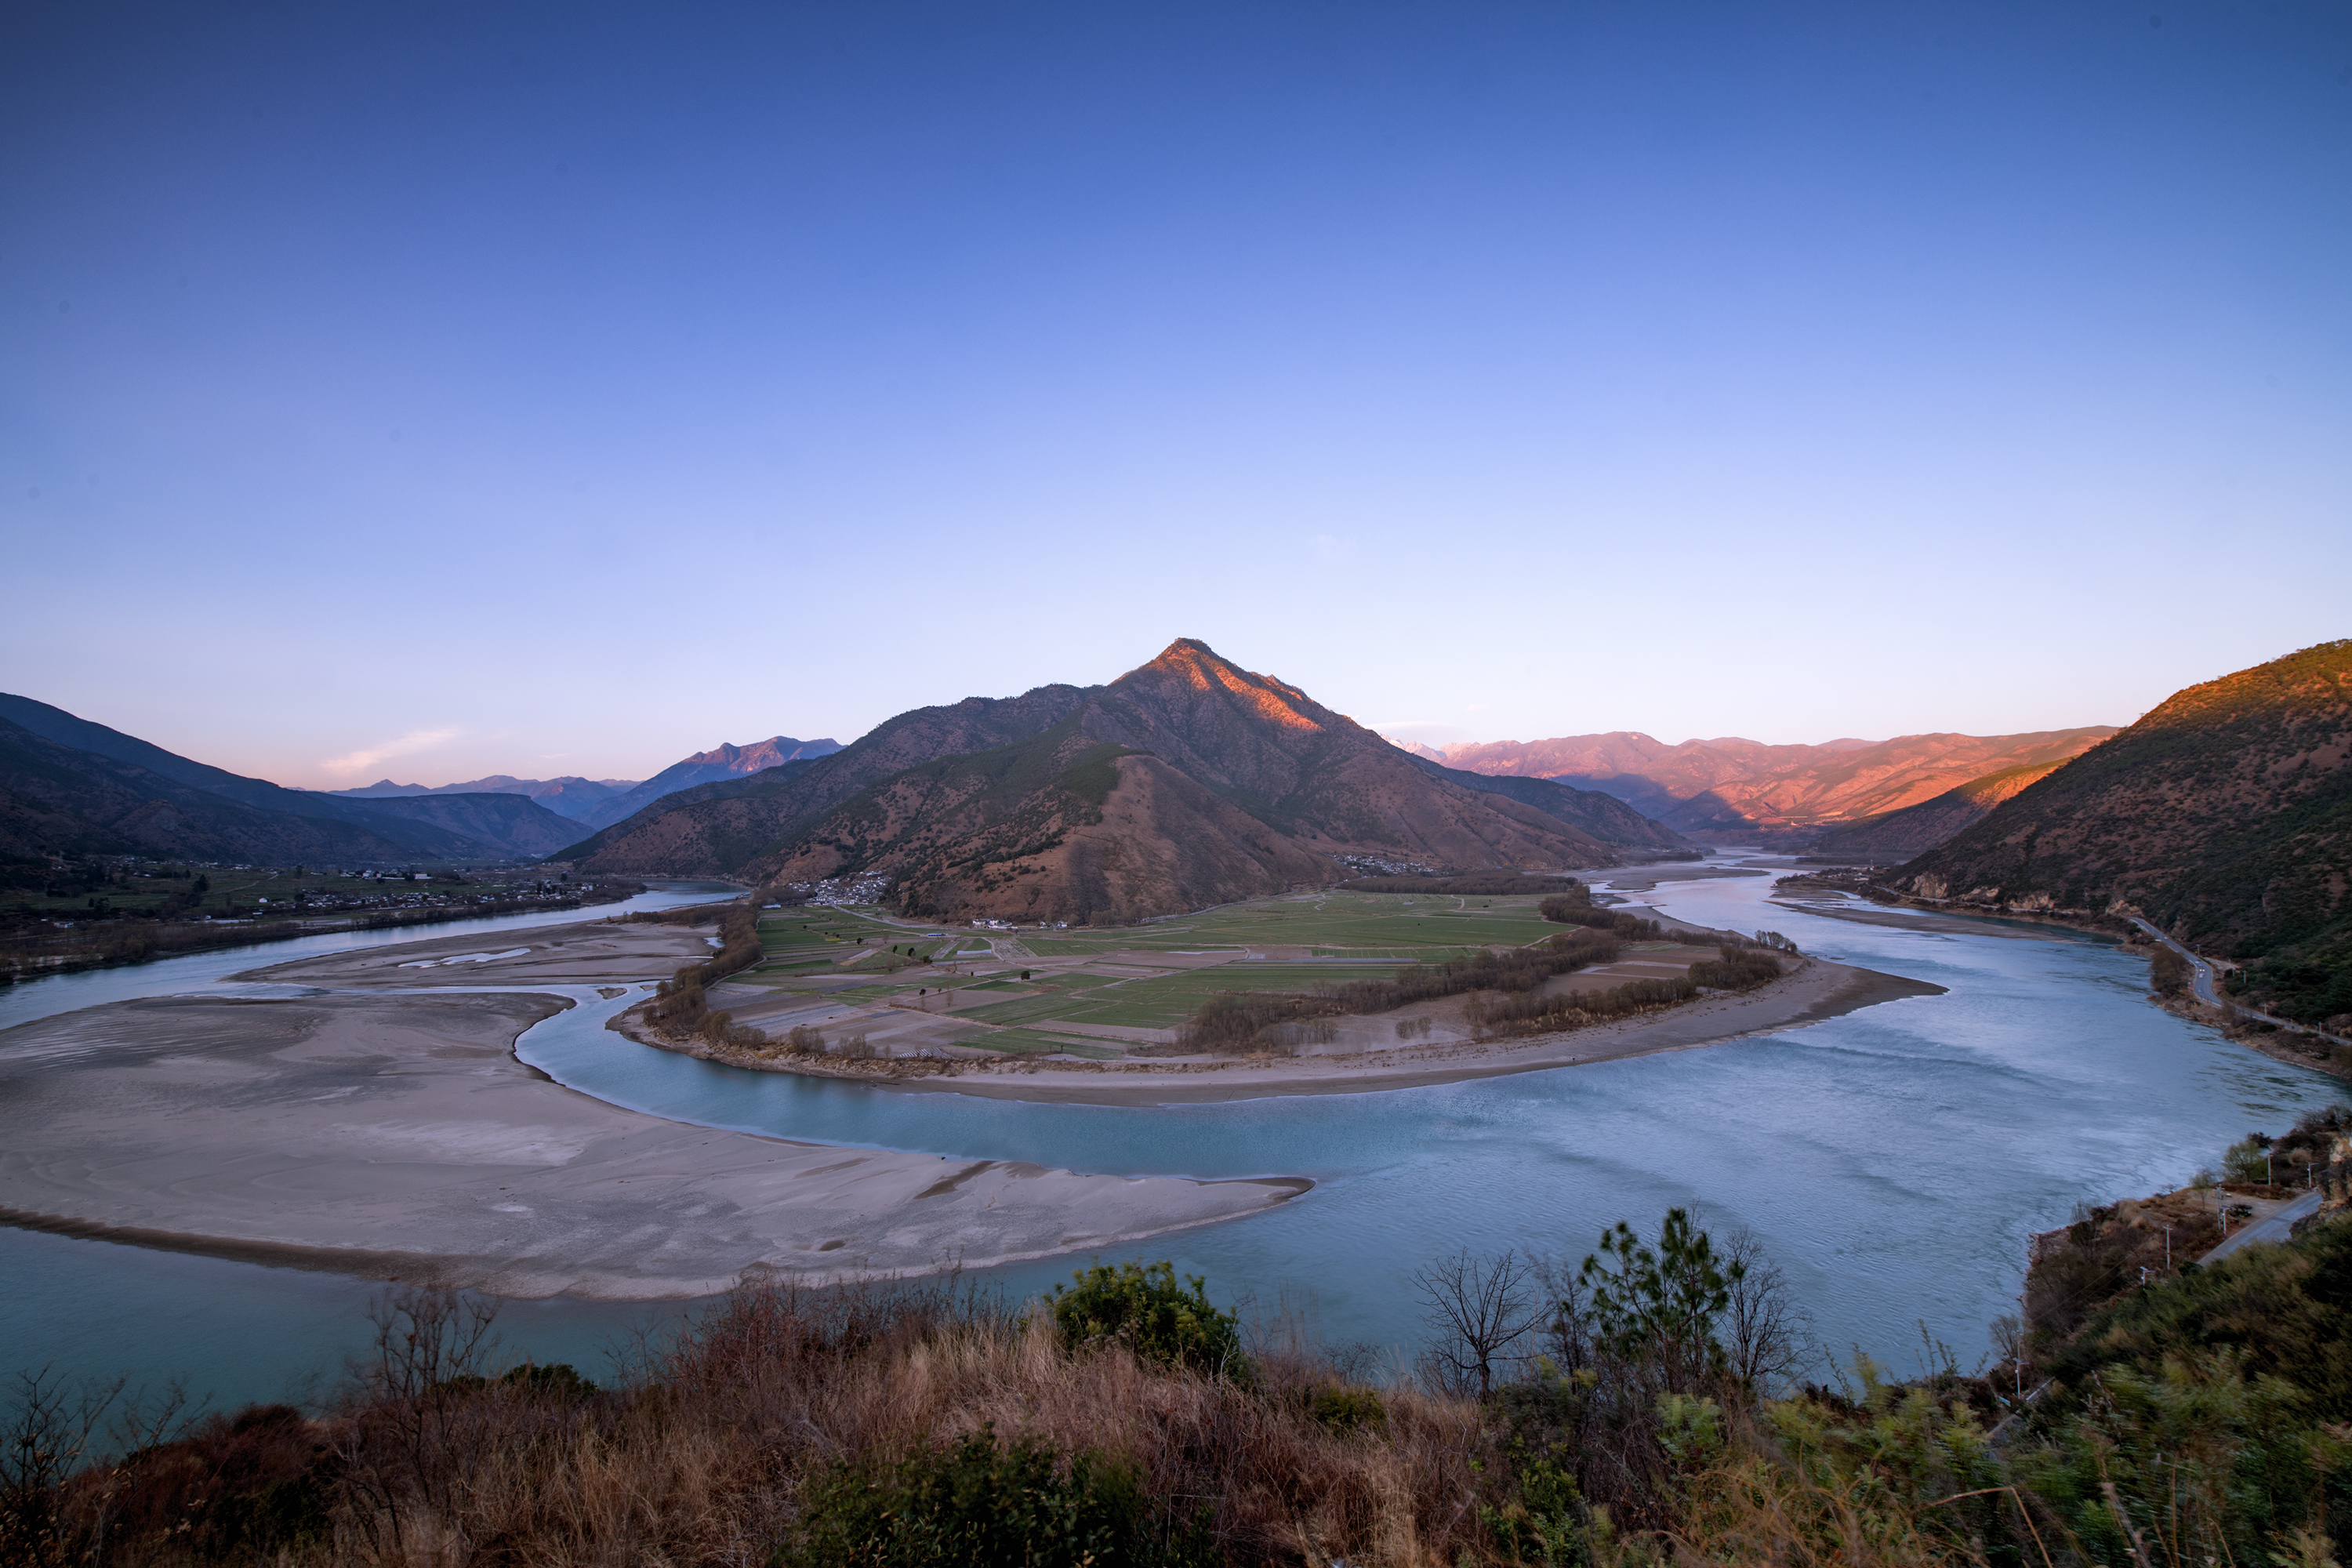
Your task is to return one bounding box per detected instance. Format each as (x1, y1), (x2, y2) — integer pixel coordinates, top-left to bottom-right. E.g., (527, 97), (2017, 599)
(1413, 1248), (1541, 1398)
(1718, 1225), (1810, 1395)
(1581, 1208), (1731, 1396)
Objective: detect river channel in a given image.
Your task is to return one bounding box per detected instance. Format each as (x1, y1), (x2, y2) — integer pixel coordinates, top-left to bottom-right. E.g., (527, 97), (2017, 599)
(3, 858), (2341, 1413)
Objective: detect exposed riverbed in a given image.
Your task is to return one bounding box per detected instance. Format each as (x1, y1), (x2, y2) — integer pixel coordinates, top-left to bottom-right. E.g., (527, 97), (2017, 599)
(4, 858), (2342, 1411)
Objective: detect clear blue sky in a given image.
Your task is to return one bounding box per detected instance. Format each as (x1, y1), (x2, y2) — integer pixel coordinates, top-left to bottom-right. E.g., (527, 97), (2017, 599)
(5, 2), (2347, 787)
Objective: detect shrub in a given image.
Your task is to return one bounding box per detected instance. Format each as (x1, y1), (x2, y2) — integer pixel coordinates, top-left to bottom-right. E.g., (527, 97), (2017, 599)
(778, 1427), (1197, 1568)
(1047, 1261), (1246, 1376)
(1686, 946), (1782, 992)
(1539, 896), (1665, 940)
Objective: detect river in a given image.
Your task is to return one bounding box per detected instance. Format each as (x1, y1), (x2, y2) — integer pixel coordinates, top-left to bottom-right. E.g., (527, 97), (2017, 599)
(3, 858), (2339, 1413)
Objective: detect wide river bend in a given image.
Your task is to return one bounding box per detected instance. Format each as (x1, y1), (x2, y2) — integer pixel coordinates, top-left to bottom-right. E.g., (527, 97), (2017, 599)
(2, 861), (2339, 1410)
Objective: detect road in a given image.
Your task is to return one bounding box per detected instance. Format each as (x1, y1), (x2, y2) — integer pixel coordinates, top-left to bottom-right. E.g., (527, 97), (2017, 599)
(2127, 917), (2352, 1051)
(2205, 1187), (2326, 1263)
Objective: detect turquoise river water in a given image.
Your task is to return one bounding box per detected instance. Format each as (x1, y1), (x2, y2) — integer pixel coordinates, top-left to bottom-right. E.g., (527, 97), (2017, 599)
(2, 859), (2341, 1414)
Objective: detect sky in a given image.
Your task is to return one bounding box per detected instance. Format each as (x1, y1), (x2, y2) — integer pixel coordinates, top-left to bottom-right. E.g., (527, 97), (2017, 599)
(4, 2), (2347, 789)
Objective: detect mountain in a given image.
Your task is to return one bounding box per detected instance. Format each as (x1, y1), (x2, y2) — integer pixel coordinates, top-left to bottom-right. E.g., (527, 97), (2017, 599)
(1397, 753), (1692, 852)
(312, 791), (597, 858)
(1431, 727), (2121, 840)
(1896, 641), (2352, 1030)
(0, 694), (545, 862)
(1806, 760), (2074, 862)
(0, 717), (451, 864)
(567, 736), (843, 831)
(0, 693), (487, 855)
(559, 640), (1650, 922)
(330, 774), (640, 822)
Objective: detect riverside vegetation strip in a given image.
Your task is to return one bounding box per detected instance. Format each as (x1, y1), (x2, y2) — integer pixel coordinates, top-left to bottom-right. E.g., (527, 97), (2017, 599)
(612, 878), (1941, 1102)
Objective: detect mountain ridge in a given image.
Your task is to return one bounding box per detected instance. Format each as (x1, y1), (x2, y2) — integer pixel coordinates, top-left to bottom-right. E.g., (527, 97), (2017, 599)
(1425, 725), (2120, 838)
(1896, 640), (2352, 1030)
(560, 640), (1657, 920)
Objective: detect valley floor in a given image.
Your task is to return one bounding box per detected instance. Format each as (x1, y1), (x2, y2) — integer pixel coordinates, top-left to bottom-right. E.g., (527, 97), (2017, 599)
(0, 891), (1939, 1295)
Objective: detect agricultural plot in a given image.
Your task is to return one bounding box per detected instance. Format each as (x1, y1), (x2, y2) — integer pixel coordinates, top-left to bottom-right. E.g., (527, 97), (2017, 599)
(723, 891), (1646, 1064)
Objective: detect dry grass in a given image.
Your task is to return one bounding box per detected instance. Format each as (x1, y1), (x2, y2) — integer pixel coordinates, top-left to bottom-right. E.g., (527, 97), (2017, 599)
(27, 1279), (1508, 1567)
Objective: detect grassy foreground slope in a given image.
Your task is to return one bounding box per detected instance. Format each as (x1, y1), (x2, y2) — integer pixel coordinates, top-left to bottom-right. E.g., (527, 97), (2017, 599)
(1896, 639), (2352, 1030)
(29, 1167), (2352, 1568)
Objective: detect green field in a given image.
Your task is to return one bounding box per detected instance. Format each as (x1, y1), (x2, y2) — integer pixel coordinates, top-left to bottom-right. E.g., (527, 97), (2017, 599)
(735, 891), (1596, 1057)
(1015, 892), (1559, 957)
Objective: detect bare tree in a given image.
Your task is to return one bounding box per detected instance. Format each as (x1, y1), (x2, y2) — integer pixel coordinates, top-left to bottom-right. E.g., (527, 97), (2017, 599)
(332, 1284), (504, 1557)
(1719, 1226), (1812, 1397)
(1412, 1248), (1542, 1399)
(2, 1367), (189, 1567)
(1532, 1254), (1601, 1379)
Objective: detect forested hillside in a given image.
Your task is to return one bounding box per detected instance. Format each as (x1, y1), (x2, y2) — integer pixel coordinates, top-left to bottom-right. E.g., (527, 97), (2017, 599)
(1898, 640), (2352, 1031)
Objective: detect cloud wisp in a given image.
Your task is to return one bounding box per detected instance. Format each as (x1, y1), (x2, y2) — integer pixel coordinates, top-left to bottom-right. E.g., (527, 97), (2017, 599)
(321, 728), (461, 778)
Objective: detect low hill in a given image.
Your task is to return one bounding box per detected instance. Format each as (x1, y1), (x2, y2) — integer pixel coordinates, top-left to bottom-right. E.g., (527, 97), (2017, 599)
(1896, 640), (2352, 1030)
(1432, 726), (2119, 839)
(563, 641), (1647, 922)
(1806, 759), (2073, 862)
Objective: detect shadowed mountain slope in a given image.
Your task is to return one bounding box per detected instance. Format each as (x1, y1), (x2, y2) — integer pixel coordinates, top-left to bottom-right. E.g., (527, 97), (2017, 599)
(0, 719), (455, 863)
(1807, 760), (2074, 862)
(550, 685), (1096, 873)
(1897, 640), (2352, 1029)
(1434, 726), (2119, 838)
(565, 641), (1644, 920)
(316, 790), (598, 858)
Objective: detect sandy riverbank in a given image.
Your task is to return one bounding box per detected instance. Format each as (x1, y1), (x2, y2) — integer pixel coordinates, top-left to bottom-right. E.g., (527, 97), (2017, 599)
(638, 955), (1945, 1106)
(230, 916), (717, 987)
(0, 990), (1306, 1298)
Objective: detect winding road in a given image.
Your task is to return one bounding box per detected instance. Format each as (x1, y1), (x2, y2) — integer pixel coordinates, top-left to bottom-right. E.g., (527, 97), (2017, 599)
(2127, 917), (2352, 1051)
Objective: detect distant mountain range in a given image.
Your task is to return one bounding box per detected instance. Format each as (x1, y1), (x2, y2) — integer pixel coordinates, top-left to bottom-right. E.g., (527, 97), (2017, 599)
(331, 774), (641, 818)
(1893, 640), (2352, 1032)
(555, 639), (1692, 923)
(328, 735), (840, 830)
(0, 695), (558, 863)
(1406, 727), (2120, 841)
(0, 692), (855, 866)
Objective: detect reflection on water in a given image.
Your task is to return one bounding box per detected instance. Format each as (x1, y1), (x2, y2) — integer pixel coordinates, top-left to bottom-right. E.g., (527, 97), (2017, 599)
(3, 859), (2342, 1410)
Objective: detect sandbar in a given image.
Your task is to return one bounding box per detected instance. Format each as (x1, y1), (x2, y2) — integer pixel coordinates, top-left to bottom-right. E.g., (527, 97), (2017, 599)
(0, 990), (1305, 1298)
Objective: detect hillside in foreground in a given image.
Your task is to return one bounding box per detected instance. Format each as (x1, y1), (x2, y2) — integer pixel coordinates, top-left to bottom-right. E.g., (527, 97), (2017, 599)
(1897, 638), (2352, 1031)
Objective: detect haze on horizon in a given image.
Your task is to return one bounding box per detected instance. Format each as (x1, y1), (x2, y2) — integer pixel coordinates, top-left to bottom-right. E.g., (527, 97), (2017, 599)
(5, 2), (2347, 790)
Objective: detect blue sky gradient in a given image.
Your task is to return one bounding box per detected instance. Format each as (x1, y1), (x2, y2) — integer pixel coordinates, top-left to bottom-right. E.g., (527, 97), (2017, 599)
(5, 2), (2347, 786)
